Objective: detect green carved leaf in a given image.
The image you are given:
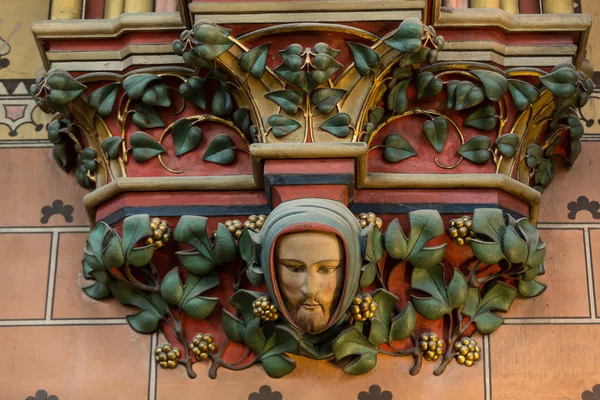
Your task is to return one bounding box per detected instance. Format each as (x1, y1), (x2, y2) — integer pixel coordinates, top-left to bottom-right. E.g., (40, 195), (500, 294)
(401, 47), (429, 67)
(332, 327), (378, 375)
(384, 18), (425, 53)
(244, 318), (267, 353)
(471, 208), (506, 244)
(369, 107), (385, 127)
(213, 223), (236, 264)
(540, 66), (578, 98)
(268, 114), (301, 138)
(314, 42), (340, 57)
(240, 44), (271, 79)
(83, 282), (111, 300)
(389, 302), (417, 341)
(416, 72), (443, 100)
(518, 278), (547, 298)
(383, 134), (417, 162)
(359, 262), (376, 288)
(423, 117), (448, 153)
(370, 289), (400, 342)
(222, 309), (246, 343)
(526, 144), (543, 169)
(229, 289), (263, 323)
(261, 354), (297, 378)
(176, 249), (216, 276)
(127, 245), (155, 267)
(179, 77), (207, 109)
(508, 79), (540, 112)
(130, 131), (166, 162)
(386, 80), (410, 114)
(89, 83), (120, 117)
(343, 354), (378, 375)
(347, 42), (380, 76)
(141, 82), (171, 108)
(172, 118), (203, 157)
(568, 115), (584, 139)
(364, 223), (384, 264)
(311, 88), (346, 114)
(203, 134), (235, 165)
(411, 265), (467, 320)
(311, 53), (343, 85)
(192, 23), (234, 60)
(534, 159), (554, 188)
(84, 222), (124, 271)
(52, 142), (71, 171)
(122, 214), (153, 265)
(472, 70), (508, 102)
(496, 133), (519, 158)
(279, 44), (303, 58)
(457, 136), (492, 164)
(173, 216), (216, 262)
(180, 272), (219, 320)
(132, 103), (164, 129)
(274, 55), (305, 84)
(212, 82), (233, 117)
(384, 210), (446, 269)
(265, 90), (302, 115)
(320, 113), (352, 138)
(160, 268), (184, 305)
(455, 82), (485, 111)
(233, 108), (251, 135)
(446, 80), (460, 109)
(127, 310), (161, 334)
(101, 137), (124, 159)
(465, 105), (497, 131)
(46, 70), (87, 105)
(123, 74), (161, 100)
(567, 138), (582, 165)
(462, 282), (517, 335)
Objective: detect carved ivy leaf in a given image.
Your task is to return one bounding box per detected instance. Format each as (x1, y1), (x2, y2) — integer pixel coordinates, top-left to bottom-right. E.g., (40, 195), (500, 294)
(465, 105), (497, 131)
(172, 118), (203, 157)
(384, 18), (425, 53)
(203, 134), (235, 165)
(400, 48), (430, 67)
(212, 81), (234, 117)
(462, 282), (517, 335)
(89, 82), (120, 117)
(518, 278), (547, 298)
(122, 214), (154, 266)
(332, 327), (379, 375)
(423, 117), (448, 153)
(222, 309), (246, 343)
(384, 211), (446, 269)
(359, 262), (377, 288)
(229, 289), (264, 323)
(470, 208), (506, 265)
(265, 90), (302, 115)
(368, 289), (400, 345)
(567, 115), (584, 139)
(233, 108), (252, 136)
(110, 281), (166, 333)
(176, 249), (216, 276)
(411, 264), (468, 320)
(369, 107), (385, 127)
(240, 43), (271, 79)
(311, 88), (346, 114)
(495, 133), (519, 158)
(386, 80), (410, 114)
(179, 77), (207, 109)
(84, 222), (124, 271)
(383, 134), (417, 162)
(173, 215), (217, 263)
(508, 79), (540, 112)
(268, 114), (301, 138)
(534, 159), (555, 188)
(274, 54), (305, 84)
(181, 272), (219, 320)
(525, 144), (543, 169)
(320, 113), (352, 138)
(99, 137), (123, 159)
(567, 138), (582, 165)
(45, 70), (87, 105)
(279, 43), (304, 58)
(123, 74), (161, 100)
(389, 302), (417, 341)
(457, 136), (492, 164)
(213, 223), (237, 264)
(311, 53), (343, 85)
(540, 65), (578, 98)
(130, 131), (166, 162)
(141, 82), (171, 108)
(472, 70), (508, 102)
(314, 42), (340, 57)
(347, 42), (380, 76)
(445, 80), (460, 109)
(454, 82), (485, 111)
(192, 23), (234, 60)
(132, 103), (165, 129)
(416, 72), (443, 100)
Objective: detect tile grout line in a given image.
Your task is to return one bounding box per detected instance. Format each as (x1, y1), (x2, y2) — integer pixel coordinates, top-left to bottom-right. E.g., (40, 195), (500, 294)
(503, 318), (599, 324)
(483, 335), (492, 400)
(149, 332), (158, 400)
(0, 318), (127, 327)
(44, 231), (60, 321)
(538, 223), (600, 229)
(583, 227), (598, 320)
(0, 226), (90, 233)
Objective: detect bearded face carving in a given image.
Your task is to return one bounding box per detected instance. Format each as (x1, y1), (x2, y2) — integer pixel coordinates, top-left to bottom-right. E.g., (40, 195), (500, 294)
(274, 231), (345, 334)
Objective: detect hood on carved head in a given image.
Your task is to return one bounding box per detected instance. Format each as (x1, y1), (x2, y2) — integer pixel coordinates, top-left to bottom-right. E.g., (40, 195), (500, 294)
(259, 198), (362, 334)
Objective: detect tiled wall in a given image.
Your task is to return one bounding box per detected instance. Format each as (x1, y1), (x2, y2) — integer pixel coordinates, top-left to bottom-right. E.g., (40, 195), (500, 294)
(2, 1), (600, 399)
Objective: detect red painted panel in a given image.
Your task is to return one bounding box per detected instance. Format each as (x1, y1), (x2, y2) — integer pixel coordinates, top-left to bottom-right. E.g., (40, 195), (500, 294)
(271, 184), (349, 207)
(85, 0), (105, 19)
(264, 158), (355, 176)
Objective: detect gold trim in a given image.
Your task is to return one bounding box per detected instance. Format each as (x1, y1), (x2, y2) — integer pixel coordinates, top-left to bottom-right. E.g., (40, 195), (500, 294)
(470, 0), (500, 8)
(104, 0), (125, 19)
(189, 1), (426, 13)
(499, 0), (519, 14)
(124, 0), (154, 13)
(238, 23), (380, 43)
(541, 0), (574, 14)
(50, 0), (83, 20)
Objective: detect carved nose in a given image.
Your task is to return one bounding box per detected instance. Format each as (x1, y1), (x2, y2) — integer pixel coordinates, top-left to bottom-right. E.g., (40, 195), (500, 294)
(301, 272), (319, 299)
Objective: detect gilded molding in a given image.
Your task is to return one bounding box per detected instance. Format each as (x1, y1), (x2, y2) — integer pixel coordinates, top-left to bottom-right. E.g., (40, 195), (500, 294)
(104, 0), (125, 19)
(50, 0), (83, 20)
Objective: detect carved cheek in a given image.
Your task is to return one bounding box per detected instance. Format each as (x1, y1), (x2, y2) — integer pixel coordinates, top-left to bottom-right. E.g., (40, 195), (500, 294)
(278, 266), (305, 301)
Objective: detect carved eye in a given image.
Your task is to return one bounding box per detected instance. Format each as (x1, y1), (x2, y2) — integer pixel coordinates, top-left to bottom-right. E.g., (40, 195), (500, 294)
(286, 265), (303, 273)
(318, 267), (337, 275)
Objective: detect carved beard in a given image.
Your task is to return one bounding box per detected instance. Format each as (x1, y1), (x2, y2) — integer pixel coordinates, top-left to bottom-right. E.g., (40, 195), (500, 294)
(285, 297), (333, 334)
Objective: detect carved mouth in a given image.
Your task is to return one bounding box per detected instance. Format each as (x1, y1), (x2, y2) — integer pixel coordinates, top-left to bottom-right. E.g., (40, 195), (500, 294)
(301, 303), (320, 310)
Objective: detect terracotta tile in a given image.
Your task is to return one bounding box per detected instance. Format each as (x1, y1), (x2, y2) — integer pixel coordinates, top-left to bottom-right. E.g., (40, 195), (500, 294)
(491, 324), (600, 399)
(0, 325), (150, 399)
(588, 229), (600, 318)
(506, 229), (590, 318)
(0, 148), (89, 226)
(157, 347), (484, 400)
(538, 142), (600, 223)
(581, 97), (600, 135)
(52, 233), (134, 319)
(0, 233), (50, 320)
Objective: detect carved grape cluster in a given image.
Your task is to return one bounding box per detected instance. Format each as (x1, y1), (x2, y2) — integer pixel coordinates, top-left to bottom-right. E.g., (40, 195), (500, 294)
(349, 293), (377, 322)
(448, 216), (476, 246)
(253, 296), (280, 322)
(145, 217), (171, 249)
(454, 338), (480, 367)
(356, 212), (383, 229)
(155, 343), (181, 369)
(190, 333), (218, 361)
(244, 214), (267, 233)
(419, 332), (445, 361)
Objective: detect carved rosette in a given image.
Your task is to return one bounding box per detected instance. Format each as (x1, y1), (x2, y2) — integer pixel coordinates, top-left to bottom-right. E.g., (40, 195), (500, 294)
(31, 9), (591, 379)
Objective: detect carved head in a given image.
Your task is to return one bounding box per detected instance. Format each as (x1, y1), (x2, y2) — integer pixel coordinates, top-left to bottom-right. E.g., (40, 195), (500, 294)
(259, 199), (362, 335)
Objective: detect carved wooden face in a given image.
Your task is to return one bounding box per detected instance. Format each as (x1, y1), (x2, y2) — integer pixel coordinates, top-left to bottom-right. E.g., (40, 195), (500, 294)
(275, 231), (345, 334)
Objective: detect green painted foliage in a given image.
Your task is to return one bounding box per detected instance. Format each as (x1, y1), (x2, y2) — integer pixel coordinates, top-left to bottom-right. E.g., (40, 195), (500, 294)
(472, 70), (508, 102)
(457, 136), (491, 164)
(89, 83), (120, 117)
(172, 118), (203, 157)
(383, 134), (417, 162)
(416, 72), (443, 100)
(423, 117), (448, 153)
(347, 42), (380, 76)
(240, 44), (271, 79)
(508, 79), (540, 112)
(411, 264), (468, 320)
(130, 131), (166, 162)
(268, 114), (301, 138)
(320, 113), (352, 138)
(462, 282), (517, 335)
(265, 90), (302, 115)
(464, 105), (497, 131)
(203, 134), (235, 165)
(311, 88), (346, 114)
